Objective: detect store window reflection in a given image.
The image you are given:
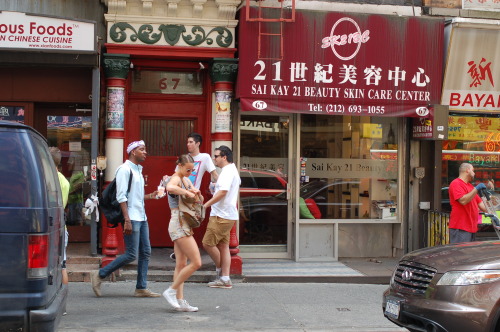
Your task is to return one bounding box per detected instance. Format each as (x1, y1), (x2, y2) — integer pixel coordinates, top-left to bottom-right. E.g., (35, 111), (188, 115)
(239, 115), (289, 247)
(441, 114), (500, 215)
(47, 116), (91, 226)
(300, 114), (398, 220)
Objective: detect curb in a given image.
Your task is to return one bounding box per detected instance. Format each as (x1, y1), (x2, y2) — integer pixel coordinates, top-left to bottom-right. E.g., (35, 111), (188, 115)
(68, 269), (390, 284)
(241, 275), (391, 285)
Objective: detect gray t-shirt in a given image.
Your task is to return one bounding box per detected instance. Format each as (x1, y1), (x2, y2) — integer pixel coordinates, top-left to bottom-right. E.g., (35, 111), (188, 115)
(166, 177), (188, 209)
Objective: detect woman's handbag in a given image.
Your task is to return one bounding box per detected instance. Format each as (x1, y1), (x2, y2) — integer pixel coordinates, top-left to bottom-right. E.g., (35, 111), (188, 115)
(178, 194), (205, 228)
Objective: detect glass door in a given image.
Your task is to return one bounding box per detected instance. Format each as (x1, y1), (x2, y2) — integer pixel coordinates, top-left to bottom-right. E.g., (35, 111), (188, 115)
(47, 115), (92, 241)
(34, 105), (93, 242)
(238, 113), (292, 257)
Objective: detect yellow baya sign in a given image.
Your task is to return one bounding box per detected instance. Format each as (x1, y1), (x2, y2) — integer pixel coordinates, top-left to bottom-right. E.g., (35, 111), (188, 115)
(448, 116), (500, 146)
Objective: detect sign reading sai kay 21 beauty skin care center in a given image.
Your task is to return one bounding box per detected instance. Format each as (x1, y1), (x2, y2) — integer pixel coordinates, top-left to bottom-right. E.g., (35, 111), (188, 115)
(0, 11), (95, 52)
(236, 9), (444, 118)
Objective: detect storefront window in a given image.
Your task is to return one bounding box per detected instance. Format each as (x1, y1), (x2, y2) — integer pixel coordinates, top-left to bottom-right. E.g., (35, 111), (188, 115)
(47, 116), (92, 226)
(300, 114), (398, 220)
(442, 114), (500, 213)
(239, 114), (290, 246)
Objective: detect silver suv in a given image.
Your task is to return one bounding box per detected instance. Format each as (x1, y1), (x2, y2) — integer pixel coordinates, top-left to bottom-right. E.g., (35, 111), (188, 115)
(383, 241), (500, 332)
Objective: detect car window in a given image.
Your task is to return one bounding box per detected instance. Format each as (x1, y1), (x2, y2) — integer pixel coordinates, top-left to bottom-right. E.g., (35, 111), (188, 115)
(253, 173), (284, 189)
(33, 136), (61, 208)
(0, 130), (37, 207)
(240, 171), (256, 189)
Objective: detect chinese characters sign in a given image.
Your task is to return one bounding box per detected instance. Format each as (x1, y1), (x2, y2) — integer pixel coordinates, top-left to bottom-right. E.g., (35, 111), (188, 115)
(412, 118), (433, 139)
(237, 9), (444, 117)
(442, 26), (500, 112)
(0, 106), (24, 123)
(46, 116), (88, 128)
(448, 115), (500, 143)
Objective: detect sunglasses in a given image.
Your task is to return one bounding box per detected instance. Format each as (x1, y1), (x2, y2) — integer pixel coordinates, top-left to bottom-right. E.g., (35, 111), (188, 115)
(214, 155), (221, 159)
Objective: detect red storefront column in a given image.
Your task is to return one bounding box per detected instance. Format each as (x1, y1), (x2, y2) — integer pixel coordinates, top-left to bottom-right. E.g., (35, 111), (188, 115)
(101, 54), (130, 267)
(210, 58), (242, 274)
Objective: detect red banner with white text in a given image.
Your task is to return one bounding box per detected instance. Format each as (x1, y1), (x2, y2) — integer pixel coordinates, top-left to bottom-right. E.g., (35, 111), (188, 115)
(236, 9), (444, 118)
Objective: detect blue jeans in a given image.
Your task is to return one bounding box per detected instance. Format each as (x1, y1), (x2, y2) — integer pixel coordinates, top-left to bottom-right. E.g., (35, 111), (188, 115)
(99, 220), (151, 289)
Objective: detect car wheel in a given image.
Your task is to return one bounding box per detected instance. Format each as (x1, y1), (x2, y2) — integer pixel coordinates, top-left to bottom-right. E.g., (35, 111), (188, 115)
(245, 214), (273, 244)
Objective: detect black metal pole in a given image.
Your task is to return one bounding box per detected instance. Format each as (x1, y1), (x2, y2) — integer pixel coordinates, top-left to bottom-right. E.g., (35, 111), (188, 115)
(90, 66), (100, 256)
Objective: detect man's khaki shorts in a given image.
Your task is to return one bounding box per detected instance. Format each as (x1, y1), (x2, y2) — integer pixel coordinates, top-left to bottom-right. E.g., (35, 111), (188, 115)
(202, 216), (236, 246)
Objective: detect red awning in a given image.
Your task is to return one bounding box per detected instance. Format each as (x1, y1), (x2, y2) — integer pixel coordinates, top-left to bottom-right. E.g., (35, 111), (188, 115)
(236, 9), (444, 118)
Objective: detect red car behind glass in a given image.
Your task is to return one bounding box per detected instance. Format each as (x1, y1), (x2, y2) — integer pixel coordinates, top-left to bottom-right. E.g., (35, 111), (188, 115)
(239, 169), (287, 197)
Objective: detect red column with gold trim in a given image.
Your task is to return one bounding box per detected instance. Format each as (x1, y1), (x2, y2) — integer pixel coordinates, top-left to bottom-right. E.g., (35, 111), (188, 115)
(210, 58), (241, 274)
(101, 54), (130, 267)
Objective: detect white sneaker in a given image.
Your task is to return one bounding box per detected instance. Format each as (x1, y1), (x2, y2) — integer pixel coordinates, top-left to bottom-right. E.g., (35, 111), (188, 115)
(162, 287), (180, 308)
(208, 279), (233, 289)
(176, 299), (198, 312)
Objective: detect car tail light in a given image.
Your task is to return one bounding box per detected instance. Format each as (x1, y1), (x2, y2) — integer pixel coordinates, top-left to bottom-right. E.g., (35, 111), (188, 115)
(28, 234), (49, 278)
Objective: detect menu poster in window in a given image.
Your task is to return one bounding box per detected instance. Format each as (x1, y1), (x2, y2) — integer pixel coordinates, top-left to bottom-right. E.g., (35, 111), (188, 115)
(106, 87), (125, 130)
(0, 106), (25, 123)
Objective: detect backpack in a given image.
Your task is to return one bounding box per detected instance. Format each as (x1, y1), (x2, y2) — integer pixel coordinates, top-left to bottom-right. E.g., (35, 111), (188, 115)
(99, 169), (133, 228)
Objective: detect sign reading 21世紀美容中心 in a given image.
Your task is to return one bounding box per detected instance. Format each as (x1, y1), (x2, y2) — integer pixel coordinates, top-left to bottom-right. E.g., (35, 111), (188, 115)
(236, 9), (444, 118)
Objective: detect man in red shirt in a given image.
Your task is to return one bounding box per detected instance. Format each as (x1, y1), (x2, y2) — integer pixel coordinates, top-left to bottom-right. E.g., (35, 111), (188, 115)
(449, 163), (487, 243)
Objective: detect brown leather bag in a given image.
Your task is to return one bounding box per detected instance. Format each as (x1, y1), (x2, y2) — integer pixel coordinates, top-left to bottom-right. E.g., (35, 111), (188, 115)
(178, 179), (204, 228)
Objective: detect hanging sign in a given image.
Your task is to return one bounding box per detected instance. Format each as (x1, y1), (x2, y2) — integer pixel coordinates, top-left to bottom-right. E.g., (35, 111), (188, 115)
(236, 9), (444, 117)
(442, 26), (500, 113)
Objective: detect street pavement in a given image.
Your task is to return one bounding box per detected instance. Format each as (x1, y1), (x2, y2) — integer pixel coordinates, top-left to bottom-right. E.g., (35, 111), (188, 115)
(59, 281), (407, 332)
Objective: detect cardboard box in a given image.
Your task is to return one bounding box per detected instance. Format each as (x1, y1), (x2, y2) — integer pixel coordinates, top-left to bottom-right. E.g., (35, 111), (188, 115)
(372, 200), (397, 219)
(381, 207), (397, 219)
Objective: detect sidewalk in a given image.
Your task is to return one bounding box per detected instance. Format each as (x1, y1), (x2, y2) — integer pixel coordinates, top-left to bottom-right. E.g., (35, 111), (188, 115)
(66, 243), (398, 284)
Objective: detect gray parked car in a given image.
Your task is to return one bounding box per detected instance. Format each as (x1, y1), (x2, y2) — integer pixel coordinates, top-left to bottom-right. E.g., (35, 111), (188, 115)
(0, 121), (67, 331)
(383, 241), (500, 332)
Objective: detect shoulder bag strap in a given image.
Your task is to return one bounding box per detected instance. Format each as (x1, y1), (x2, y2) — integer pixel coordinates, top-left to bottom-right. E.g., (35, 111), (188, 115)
(127, 169), (133, 195)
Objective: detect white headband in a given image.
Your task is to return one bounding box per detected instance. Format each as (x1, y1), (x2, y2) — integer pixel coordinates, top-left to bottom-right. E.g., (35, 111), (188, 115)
(127, 140), (145, 154)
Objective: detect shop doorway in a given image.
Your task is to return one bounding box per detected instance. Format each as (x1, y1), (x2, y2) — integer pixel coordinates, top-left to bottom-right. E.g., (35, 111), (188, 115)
(239, 113), (293, 258)
(35, 105), (93, 242)
(127, 99), (208, 246)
